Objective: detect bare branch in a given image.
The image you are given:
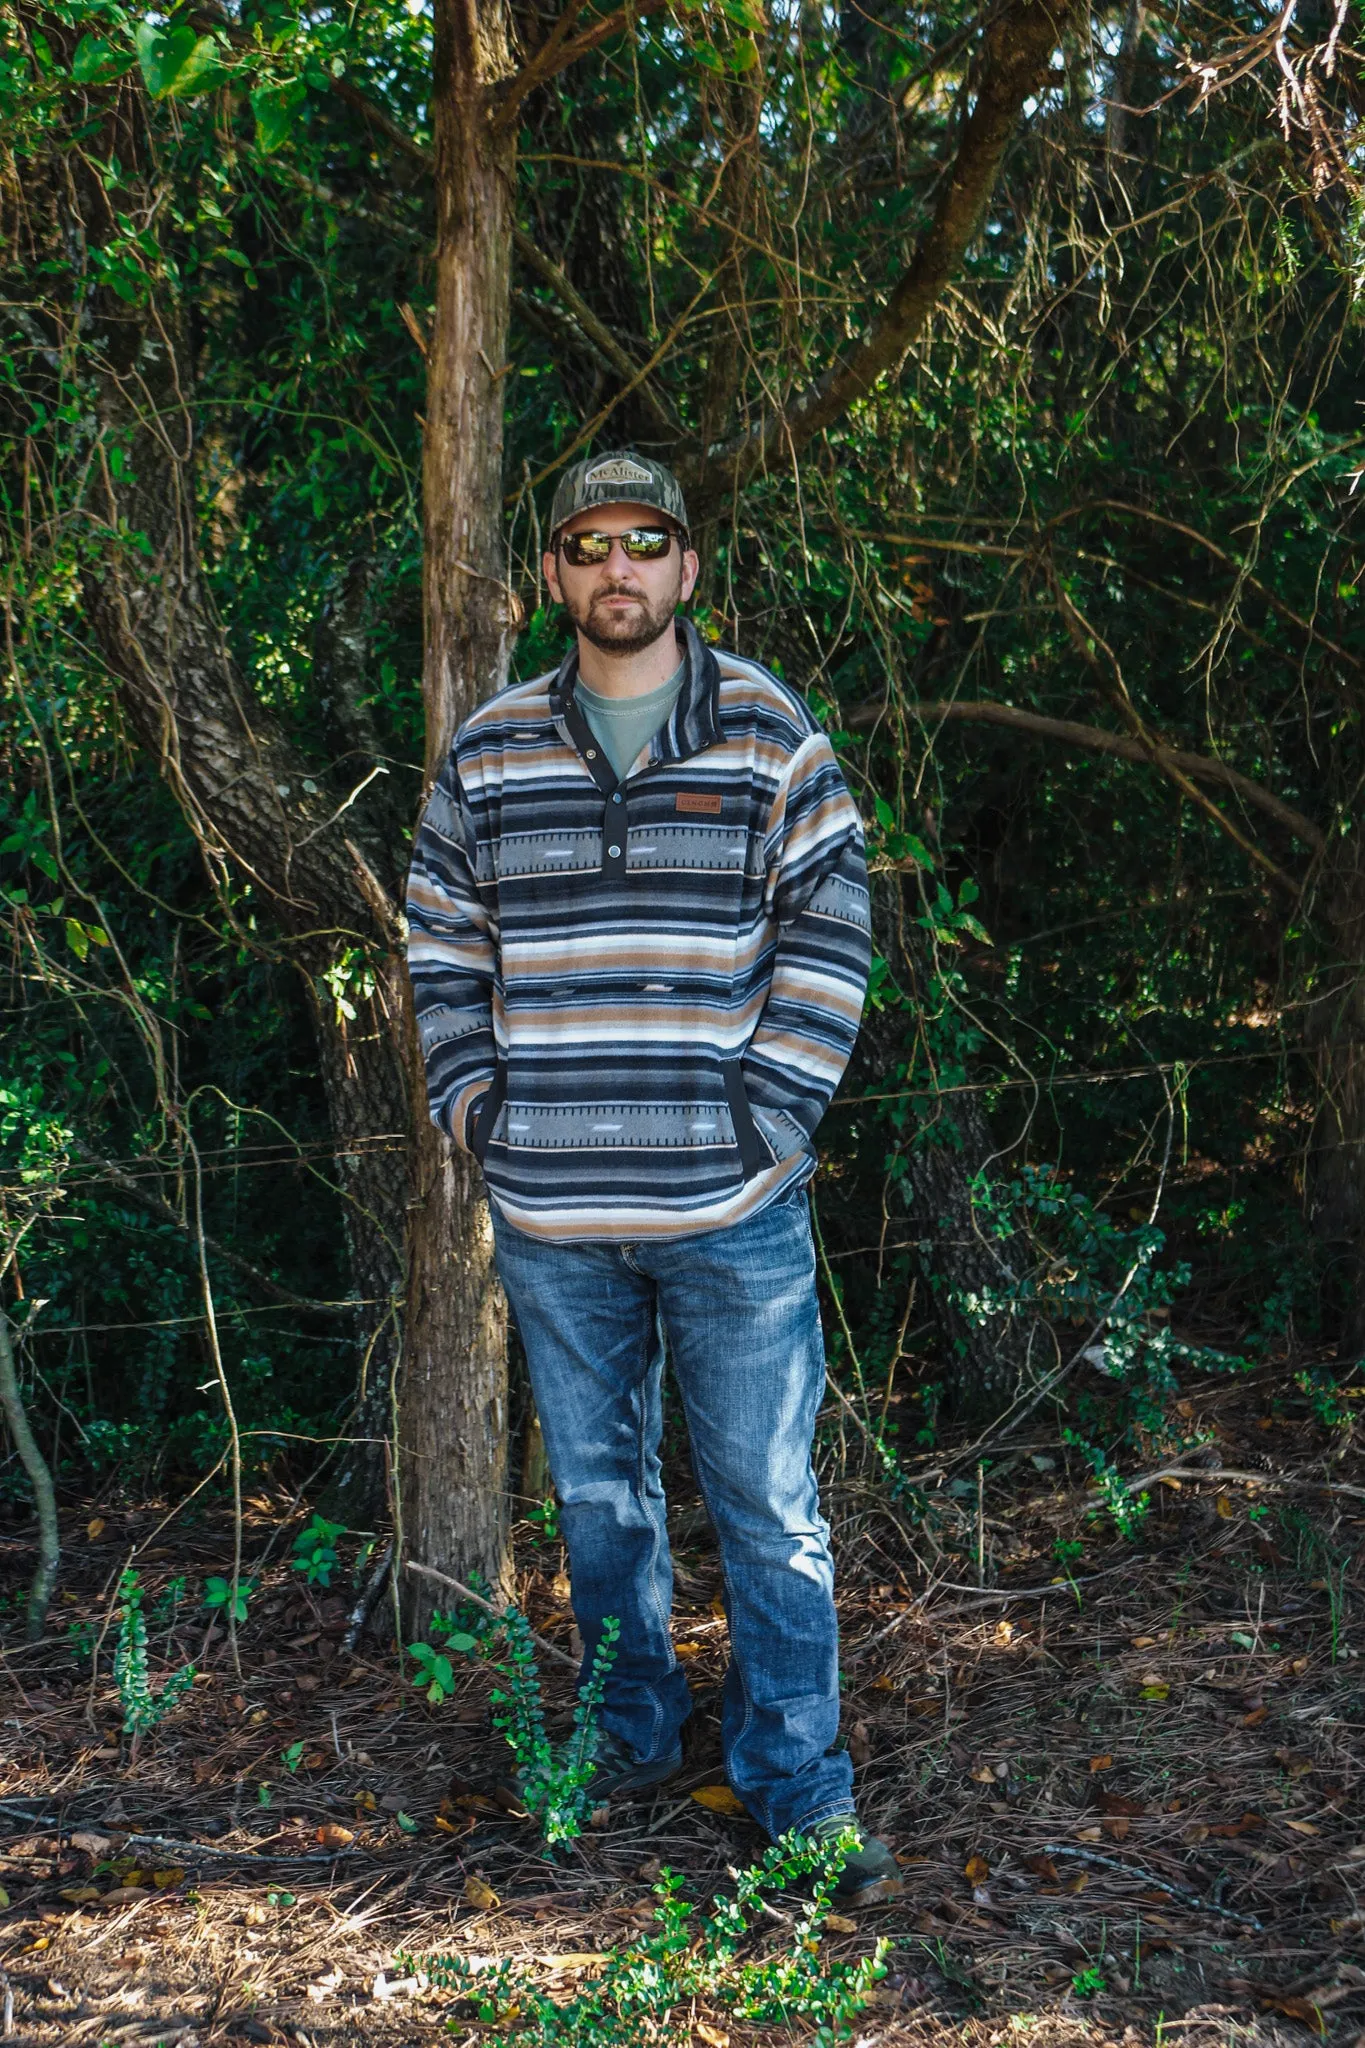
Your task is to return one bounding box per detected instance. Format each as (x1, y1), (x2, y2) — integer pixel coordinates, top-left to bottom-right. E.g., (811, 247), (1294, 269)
(682, 0), (1080, 514)
(847, 696), (1327, 857)
(492, 0), (675, 132)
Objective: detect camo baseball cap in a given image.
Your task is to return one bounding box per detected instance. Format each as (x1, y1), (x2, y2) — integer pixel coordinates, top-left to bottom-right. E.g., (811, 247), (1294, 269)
(548, 450), (689, 542)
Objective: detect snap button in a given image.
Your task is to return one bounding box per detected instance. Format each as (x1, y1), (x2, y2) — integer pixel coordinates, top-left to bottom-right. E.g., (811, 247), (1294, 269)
(612, 792), (623, 805)
(586, 749), (597, 760)
(607, 845), (622, 859)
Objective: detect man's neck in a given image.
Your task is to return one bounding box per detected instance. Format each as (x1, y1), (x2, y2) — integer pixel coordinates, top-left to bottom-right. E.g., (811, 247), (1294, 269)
(575, 622), (684, 701)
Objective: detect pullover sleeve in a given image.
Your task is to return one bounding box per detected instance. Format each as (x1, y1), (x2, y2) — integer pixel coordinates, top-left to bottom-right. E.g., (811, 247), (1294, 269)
(741, 731), (872, 1165)
(405, 757), (500, 1152)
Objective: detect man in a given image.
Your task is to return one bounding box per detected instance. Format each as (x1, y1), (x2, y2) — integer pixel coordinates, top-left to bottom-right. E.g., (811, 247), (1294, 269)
(406, 450), (899, 1902)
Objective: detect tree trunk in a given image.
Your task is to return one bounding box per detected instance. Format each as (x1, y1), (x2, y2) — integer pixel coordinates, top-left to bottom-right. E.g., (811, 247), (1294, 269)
(66, 112), (512, 1577)
(401, 0), (521, 1618)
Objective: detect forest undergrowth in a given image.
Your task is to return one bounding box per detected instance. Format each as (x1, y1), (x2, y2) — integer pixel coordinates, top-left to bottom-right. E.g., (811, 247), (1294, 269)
(0, 1363), (1360, 2048)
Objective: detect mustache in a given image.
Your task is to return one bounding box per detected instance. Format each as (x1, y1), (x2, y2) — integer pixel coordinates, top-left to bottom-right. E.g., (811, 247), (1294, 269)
(588, 582), (648, 601)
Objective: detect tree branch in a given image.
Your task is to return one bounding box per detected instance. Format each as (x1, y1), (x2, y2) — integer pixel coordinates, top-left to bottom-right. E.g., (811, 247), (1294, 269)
(511, 226), (678, 433)
(492, 0), (675, 133)
(847, 696), (1327, 856)
(681, 0), (1078, 515)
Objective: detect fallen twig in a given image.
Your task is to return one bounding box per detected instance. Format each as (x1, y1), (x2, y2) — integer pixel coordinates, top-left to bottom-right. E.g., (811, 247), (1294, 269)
(119, 1830), (368, 1867)
(404, 1560), (578, 1670)
(1037, 1842), (1265, 1930)
(1123, 1464), (1365, 1501)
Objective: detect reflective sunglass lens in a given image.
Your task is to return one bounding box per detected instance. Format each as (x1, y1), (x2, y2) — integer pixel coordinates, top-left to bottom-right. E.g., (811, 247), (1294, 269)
(623, 529), (671, 559)
(561, 528), (673, 564)
(564, 533), (611, 563)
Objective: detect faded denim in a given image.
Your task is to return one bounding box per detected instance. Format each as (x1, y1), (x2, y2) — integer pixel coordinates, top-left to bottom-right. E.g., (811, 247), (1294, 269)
(489, 1186), (854, 1841)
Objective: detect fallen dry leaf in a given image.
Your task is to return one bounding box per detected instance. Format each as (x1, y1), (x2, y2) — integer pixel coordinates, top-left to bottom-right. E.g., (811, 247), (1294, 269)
(969, 1764), (995, 1784)
(463, 1875), (501, 1912)
(872, 1674), (896, 1692)
(1132, 1635), (1158, 1649)
(1208, 1812), (1264, 1839)
(1243, 1705), (1269, 1728)
(673, 1642), (701, 1659)
(1103, 1815), (1131, 1841)
(1089, 1754), (1114, 1773)
(151, 1868), (184, 1889)
(87, 1517), (105, 1540)
(1285, 1819), (1319, 1836)
(1066, 1872), (1089, 1894)
(315, 1823), (354, 1850)
(1097, 1791), (1146, 1817)
(1075, 1826), (1102, 1842)
(70, 1832), (111, 1858)
(59, 1887), (101, 1906)
(964, 1853), (990, 1885)
(1026, 1855), (1059, 1883)
(354, 1789), (378, 1812)
(691, 1784), (746, 1817)
(1259, 1995), (1325, 2034)
(1216, 1494), (1235, 1519)
(847, 1720), (872, 1769)
(825, 1912), (858, 1934)
(695, 2026), (729, 2048)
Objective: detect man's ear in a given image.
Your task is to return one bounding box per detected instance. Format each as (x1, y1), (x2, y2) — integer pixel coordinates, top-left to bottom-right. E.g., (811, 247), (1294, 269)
(680, 548), (700, 604)
(543, 549), (564, 604)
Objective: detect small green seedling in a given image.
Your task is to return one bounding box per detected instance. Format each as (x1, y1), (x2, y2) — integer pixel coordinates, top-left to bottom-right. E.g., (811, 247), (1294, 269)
(281, 1739), (306, 1773)
(1072, 1965), (1107, 1998)
(204, 1575), (252, 1624)
(291, 1514), (347, 1588)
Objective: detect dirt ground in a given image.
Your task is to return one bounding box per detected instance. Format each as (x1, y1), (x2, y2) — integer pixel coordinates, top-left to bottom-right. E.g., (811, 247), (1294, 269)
(0, 1365), (1361, 2048)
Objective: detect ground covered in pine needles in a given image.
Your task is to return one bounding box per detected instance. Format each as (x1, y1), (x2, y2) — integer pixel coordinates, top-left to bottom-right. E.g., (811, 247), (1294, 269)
(0, 1366), (1361, 2048)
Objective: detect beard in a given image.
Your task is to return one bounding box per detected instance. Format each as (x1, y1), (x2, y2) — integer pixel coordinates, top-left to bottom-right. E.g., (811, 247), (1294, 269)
(564, 575), (681, 656)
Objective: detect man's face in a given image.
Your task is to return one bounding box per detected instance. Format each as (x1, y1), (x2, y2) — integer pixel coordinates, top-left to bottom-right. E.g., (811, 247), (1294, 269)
(544, 502), (700, 656)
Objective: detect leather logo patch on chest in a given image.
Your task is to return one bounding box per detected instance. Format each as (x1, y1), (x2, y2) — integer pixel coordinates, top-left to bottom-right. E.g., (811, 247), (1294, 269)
(676, 791), (723, 816)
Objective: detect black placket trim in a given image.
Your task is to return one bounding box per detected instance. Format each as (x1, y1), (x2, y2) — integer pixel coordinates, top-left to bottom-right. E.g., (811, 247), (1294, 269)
(558, 689), (628, 876)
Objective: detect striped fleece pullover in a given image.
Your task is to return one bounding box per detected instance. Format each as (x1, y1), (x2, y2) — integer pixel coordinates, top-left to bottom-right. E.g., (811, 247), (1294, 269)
(406, 617), (872, 1242)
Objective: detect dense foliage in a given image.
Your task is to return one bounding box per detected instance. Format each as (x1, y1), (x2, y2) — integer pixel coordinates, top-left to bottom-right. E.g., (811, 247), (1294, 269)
(1, 0), (1362, 1526)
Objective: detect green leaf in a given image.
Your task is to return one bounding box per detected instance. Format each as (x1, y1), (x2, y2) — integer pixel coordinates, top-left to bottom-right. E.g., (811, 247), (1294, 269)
(72, 34), (134, 85)
(65, 918), (88, 961)
(134, 21), (225, 99)
(693, 41), (727, 70)
(251, 79), (306, 153)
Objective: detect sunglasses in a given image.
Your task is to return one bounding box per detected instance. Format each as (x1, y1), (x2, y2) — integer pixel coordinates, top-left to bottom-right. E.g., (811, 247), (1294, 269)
(558, 526), (677, 566)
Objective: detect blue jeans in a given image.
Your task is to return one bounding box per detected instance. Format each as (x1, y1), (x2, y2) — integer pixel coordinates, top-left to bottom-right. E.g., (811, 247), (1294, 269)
(489, 1188), (854, 1841)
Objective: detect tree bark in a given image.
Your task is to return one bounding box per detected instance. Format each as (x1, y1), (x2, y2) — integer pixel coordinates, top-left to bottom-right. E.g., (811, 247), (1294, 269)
(401, 0), (521, 1618)
(65, 111), (509, 1573)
